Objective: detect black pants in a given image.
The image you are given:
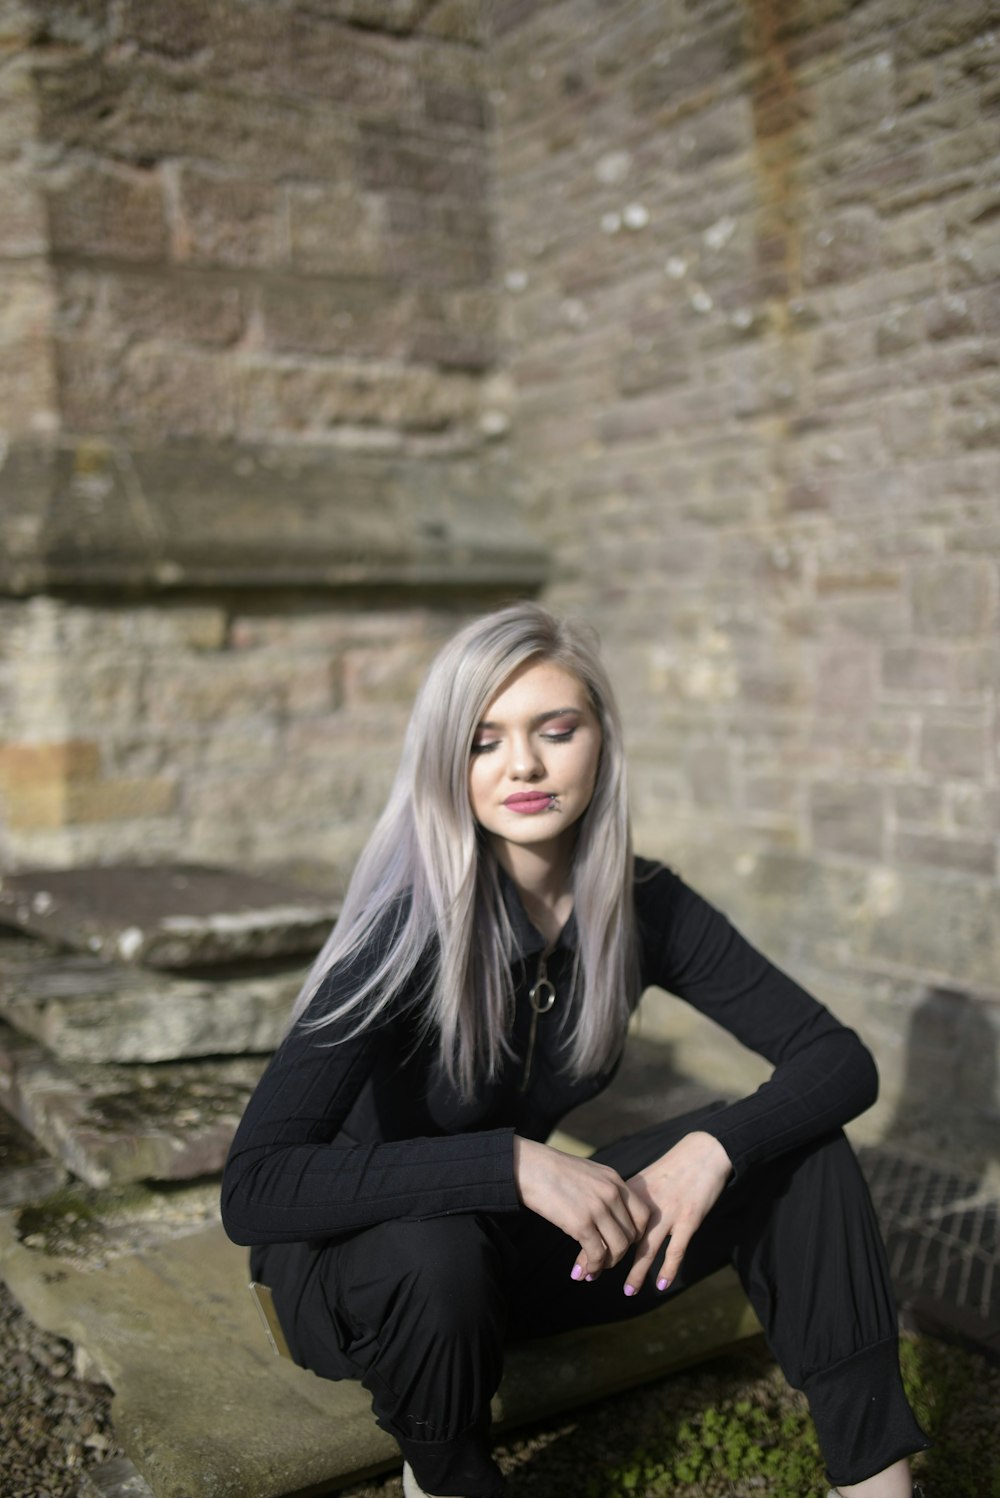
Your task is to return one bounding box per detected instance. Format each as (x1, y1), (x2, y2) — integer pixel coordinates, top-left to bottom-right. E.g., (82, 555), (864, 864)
(250, 1107), (930, 1496)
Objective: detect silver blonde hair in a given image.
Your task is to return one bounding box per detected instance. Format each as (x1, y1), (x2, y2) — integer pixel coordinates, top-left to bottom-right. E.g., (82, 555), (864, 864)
(288, 601), (639, 1098)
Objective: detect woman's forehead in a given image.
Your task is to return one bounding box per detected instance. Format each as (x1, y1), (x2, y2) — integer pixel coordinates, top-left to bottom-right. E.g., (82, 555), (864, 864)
(479, 658), (591, 719)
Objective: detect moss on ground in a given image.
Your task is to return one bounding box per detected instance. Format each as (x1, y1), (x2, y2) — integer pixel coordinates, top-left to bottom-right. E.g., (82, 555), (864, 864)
(506, 1334), (1000, 1498)
(338, 1332), (1000, 1497)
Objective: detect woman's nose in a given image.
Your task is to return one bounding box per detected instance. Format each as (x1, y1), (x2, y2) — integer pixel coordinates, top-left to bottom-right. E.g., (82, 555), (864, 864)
(508, 736), (543, 778)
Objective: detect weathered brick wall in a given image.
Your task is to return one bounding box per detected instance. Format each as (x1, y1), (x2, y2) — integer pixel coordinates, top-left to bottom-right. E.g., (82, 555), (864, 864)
(18, 0), (500, 447)
(488, 0), (1000, 1145)
(0, 0), (522, 876)
(0, 593), (469, 878)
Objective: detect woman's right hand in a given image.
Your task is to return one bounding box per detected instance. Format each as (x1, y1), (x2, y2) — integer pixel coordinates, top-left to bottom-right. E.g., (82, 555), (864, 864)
(513, 1135), (649, 1278)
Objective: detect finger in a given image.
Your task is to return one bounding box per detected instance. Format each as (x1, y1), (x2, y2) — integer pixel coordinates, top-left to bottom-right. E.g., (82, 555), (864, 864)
(622, 1226), (669, 1296)
(570, 1249), (600, 1284)
(572, 1225), (612, 1279)
(659, 1221), (695, 1288)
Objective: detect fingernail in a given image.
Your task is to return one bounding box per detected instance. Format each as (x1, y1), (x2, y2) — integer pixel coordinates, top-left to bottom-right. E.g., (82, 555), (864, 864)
(656, 1277), (670, 1291)
(570, 1264), (583, 1281)
(585, 1273), (595, 1282)
(624, 1283), (636, 1297)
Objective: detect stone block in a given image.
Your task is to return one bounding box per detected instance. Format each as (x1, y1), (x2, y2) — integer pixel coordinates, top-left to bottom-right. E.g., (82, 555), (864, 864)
(810, 781), (886, 858)
(894, 829), (996, 878)
(236, 359), (480, 438)
(880, 392), (940, 460)
(40, 60), (355, 182)
(118, 0), (290, 74)
(358, 124), (488, 200)
(64, 777), (178, 826)
(0, 863), (338, 967)
(257, 277), (414, 358)
(631, 20), (744, 114)
(898, 4), (1000, 63)
(173, 168), (287, 270)
(0, 1023), (265, 1187)
(893, 782), (945, 826)
(44, 161), (167, 263)
(419, 0), (484, 43)
(0, 932), (299, 1062)
(811, 49), (894, 140)
(947, 377), (1000, 453)
(113, 344), (237, 438)
(813, 639), (877, 713)
(910, 558), (996, 637)
(920, 716), (990, 779)
(424, 80), (489, 129)
(0, 739), (102, 787)
(287, 183), (386, 277)
(272, 0), (430, 34)
(949, 782), (1000, 835)
(0, 1103), (67, 1207)
(97, 269), (247, 347)
(882, 205), (943, 267)
(875, 302), (923, 356)
(801, 208), (880, 287)
(0, 170), (47, 256)
(281, 14), (422, 112)
(849, 861), (1000, 992)
(881, 641), (985, 696)
(672, 97), (753, 171)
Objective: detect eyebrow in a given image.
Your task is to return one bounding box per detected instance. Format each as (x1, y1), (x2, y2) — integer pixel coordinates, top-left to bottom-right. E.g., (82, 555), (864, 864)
(475, 707), (585, 730)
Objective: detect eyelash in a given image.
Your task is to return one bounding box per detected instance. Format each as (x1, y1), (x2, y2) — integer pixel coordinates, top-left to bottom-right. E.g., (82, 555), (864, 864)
(470, 729), (576, 755)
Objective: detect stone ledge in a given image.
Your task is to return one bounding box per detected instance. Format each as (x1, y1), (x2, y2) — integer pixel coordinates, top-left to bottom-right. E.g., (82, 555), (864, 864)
(0, 1024), (266, 1188)
(0, 864), (337, 968)
(0, 1213), (761, 1498)
(0, 933), (299, 1062)
(0, 438), (547, 596)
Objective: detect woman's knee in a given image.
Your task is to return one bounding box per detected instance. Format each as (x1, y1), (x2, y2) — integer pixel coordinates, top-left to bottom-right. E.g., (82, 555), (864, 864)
(350, 1213), (510, 1335)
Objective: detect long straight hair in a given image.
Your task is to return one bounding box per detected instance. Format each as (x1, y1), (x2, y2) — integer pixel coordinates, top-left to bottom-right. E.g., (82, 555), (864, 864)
(288, 602), (639, 1098)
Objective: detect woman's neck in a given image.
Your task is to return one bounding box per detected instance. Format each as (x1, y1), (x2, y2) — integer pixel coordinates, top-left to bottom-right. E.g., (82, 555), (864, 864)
(495, 840), (574, 945)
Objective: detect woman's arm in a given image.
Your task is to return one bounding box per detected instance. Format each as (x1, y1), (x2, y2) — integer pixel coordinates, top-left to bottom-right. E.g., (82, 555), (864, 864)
(638, 862), (879, 1182)
(220, 978), (520, 1246)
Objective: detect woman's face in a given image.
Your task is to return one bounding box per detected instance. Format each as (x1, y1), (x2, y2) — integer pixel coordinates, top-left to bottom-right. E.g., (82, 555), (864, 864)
(468, 658), (603, 866)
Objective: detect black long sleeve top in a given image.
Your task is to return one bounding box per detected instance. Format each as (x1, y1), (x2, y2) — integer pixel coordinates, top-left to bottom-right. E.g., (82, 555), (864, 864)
(220, 858), (878, 1248)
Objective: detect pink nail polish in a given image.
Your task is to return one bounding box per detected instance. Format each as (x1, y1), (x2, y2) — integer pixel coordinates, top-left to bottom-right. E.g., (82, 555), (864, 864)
(624, 1283), (636, 1297)
(570, 1264), (583, 1281)
(585, 1273), (595, 1282)
(656, 1277), (670, 1291)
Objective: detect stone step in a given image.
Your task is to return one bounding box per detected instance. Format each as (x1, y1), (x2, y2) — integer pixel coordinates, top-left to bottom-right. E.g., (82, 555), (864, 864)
(0, 1100), (68, 1207)
(0, 1208), (760, 1498)
(0, 932), (301, 1063)
(0, 1022), (266, 1188)
(0, 863), (338, 969)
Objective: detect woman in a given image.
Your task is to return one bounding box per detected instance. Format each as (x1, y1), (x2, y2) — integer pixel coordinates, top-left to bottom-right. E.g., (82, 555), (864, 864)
(221, 603), (929, 1498)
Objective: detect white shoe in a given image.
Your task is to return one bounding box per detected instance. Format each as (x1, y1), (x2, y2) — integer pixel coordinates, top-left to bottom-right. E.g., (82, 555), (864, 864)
(402, 1462), (445, 1498)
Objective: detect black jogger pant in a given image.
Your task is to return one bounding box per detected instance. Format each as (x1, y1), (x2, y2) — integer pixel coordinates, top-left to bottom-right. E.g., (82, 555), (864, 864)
(251, 1106), (930, 1497)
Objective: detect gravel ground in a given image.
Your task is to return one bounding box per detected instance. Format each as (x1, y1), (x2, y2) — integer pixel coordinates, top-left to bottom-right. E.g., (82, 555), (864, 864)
(0, 1275), (124, 1498)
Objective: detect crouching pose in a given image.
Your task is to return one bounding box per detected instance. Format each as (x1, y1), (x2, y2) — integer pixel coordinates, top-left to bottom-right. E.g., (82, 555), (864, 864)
(221, 603), (930, 1498)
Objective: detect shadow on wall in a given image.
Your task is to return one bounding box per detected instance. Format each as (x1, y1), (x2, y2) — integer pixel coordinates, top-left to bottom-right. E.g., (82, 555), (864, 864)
(887, 986), (999, 1177)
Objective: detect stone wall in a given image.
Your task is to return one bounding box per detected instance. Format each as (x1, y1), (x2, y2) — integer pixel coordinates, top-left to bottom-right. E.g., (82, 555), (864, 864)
(488, 0), (1000, 1145)
(12, 0), (501, 449)
(0, 0), (533, 876)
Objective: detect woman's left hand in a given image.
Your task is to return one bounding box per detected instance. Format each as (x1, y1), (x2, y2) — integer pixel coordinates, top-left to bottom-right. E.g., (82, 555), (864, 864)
(571, 1130), (733, 1295)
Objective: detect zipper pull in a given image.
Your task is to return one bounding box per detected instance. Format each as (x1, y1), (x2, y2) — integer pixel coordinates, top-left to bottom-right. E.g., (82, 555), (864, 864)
(520, 943), (557, 1093)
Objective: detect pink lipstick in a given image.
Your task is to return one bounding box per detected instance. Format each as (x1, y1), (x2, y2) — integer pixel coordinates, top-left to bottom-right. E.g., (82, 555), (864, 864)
(504, 793), (555, 814)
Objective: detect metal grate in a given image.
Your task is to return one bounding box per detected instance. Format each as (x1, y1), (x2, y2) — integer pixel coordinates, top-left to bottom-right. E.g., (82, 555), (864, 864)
(859, 1145), (1000, 1338)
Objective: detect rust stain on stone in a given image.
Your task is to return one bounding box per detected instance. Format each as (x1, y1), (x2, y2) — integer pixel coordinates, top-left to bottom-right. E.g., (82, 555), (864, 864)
(743, 0), (807, 318)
